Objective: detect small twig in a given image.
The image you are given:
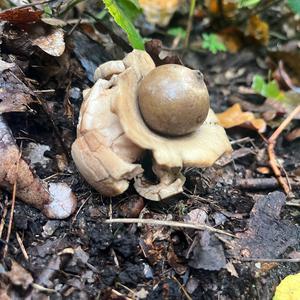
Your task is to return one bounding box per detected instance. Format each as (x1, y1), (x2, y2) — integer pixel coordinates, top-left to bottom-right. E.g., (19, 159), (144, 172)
(236, 178), (300, 190)
(172, 276), (192, 300)
(16, 232), (29, 261)
(236, 257), (300, 263)
(111, 289), (133, 300)
(3, 148), (22, 257)
(267, 105), (300, 195)
(104, 218), (235, 238)
(184, 0), (196, 48)
(71, 194), (91, 225)
(0, 199), (8, 239)
(285, 201), (300, 207)
(32, 283), (56, 293)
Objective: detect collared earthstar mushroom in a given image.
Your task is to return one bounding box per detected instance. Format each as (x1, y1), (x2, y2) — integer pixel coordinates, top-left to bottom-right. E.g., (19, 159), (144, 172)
(71, 50), (232, 201)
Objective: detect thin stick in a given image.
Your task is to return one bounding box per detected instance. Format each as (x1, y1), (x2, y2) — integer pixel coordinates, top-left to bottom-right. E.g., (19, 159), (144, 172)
(267, 105), (300, 195)
(184, 0), (196, 48)
(172, 276), (192, 300)
(16, 232), (29, 261)
(104, 218), (235, 238)
(237, 257), (300, 263)
(0, 199), (8, 239)
(3, 149), (22, 257)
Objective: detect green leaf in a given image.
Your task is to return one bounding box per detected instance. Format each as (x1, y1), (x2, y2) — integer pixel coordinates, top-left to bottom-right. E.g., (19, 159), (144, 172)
(237, 0), (261, 8)
(103, 0), (144, 50)
(202, 33), (226, 54)
(251, 75), (285, 100)
(252, 75), (265, 93)
(287, 0), (300, 14)
(262, 80), (282, 99)
(167, 27), (187, 39)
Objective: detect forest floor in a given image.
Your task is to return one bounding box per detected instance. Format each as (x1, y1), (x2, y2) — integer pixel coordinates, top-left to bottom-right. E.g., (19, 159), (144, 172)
(0, 2), (300, 300)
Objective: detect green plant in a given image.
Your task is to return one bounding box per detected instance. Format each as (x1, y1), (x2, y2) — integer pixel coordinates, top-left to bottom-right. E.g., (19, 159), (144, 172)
(252, 75), (284, 99)
(167, 27), (187, 39)
(237, 0), (261, 8)
(103, 0), (144, 50)
(202, 33), (227, 54)
(287, 0), (300, 14)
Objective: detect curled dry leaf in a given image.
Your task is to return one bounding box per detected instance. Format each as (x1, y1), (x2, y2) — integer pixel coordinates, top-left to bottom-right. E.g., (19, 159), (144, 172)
(72, 50), (231, 201)
(0, 7), (42, 24)
(217, 103), (267, 133)
(31, 27), (65, 57)
(0, 116), (77, 219)
(139, 0), (181, 27)
(285, 127), (300, 142)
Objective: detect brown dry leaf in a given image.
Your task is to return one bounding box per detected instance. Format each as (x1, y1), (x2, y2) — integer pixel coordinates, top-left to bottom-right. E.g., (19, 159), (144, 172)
(256, 167), (271, 174)
(231, 192), (299, 259)
(145, 39), (182, 66)
(285, 127), (300, 142)
(167, 245), (187, 275)
(31, 27), (65, 57)
(0, 7), (43, 24)
(139, 0), (181, 27)
(205, 0), (236, 17)
(217, 103), (267, 133)
(2, 260), (33, 290)
(246, 15), (269, 46)
(268, 42), (300, 84)
(219, 27), (243, 53)
(0, 61), (35, 113)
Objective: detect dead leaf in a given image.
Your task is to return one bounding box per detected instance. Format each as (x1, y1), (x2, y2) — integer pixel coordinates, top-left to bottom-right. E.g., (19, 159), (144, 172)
(205, 0), (236, 17)
(219, 27), (243, 53)
(268, 41), (300, 83)
(0, 7), (43, 24)
(2, 260), (33, 290)
(139, 0), (181, 27)
(285, 127), (300, 142)
(256, 166), (271, 174)
(31, 27), (65, 57)
(246, 15), (269, 46)
(167, 245), (187, 275)
(217, 103), (267, 133)
(188, 231), (227, 271)
(225, 261), (238, 277)
(231, 191), (299, 258)
(145, 39), (182, 66)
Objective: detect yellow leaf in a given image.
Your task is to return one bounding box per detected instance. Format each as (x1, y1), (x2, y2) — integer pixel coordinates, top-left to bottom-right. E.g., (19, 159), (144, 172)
(217, 103), (266, 133)
(139, 0), (181, 26)
(246, 15), (269, 46)
(205, 0), (236, 17)
(273, 273), (300, 300)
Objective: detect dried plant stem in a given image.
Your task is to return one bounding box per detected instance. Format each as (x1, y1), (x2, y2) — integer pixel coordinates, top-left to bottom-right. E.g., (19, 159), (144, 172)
(238, 257), (300, 263)
(0, 199), (8, 239)
(172, 276), (192, 300)
(104, 218), (235, 238)
(3, 150), (22, 257)
(268, 105), (300, 195)
(184, 0), (196, 48)
(16, 232), (29, 261)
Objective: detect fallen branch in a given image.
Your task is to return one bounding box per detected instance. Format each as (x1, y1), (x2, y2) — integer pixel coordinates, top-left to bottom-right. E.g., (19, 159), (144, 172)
(104, 218), (235, 238)
(236, 178), (300, 190)
(267, 105), (300, 195)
